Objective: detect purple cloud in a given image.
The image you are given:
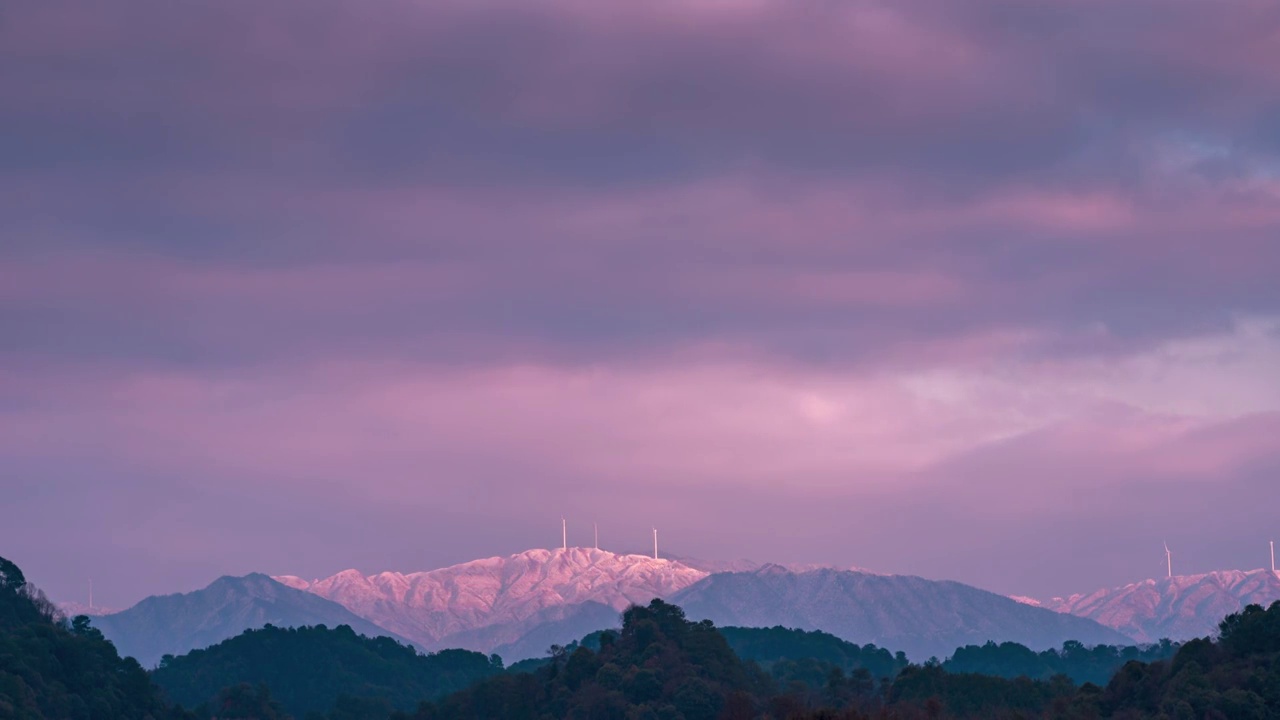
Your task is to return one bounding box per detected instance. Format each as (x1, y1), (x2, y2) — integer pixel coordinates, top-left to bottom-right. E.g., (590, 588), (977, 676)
(1, 0), (1278, 607)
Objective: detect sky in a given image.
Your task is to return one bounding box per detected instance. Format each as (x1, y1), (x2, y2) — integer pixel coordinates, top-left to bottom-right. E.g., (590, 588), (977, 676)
(2, 0), (1279, 609)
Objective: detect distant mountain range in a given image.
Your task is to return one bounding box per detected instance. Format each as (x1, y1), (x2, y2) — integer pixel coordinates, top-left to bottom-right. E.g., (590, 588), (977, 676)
(93, 573), (413, 667)
(670, 565), (1131, 660)
(1035, 569), (1280, 642)
(274, 547), (707, 653)
(81, 550), (1280, 667)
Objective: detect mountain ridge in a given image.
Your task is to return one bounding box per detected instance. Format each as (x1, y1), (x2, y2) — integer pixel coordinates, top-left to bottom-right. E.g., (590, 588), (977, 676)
(1039, 568), (1280, 642)
(92, 572), (414, 667)
(274, 547), (708, 652)
(670, 566), (1133, 660)
(96, 551), (1280, 667)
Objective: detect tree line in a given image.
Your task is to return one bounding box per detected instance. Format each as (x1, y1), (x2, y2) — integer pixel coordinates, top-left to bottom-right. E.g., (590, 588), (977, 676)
(4, 554), (1279, 719)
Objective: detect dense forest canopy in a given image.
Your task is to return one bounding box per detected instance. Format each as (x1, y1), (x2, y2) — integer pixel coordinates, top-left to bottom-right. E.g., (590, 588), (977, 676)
(942, 638), (1179, 686)
(0, 555), (183, 720)
(152, 624), (500, 718)
(718, 626), (1179, 688)
(717, 626), (908, 682)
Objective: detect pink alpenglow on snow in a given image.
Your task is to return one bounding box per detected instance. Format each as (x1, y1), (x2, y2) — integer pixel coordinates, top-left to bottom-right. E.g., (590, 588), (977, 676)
(273, 548), (707, 651)
(1042, 569), (1280, 643)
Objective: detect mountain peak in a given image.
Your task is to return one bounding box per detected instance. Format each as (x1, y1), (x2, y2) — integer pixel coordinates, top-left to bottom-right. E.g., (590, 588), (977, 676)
(669, 566), (1130, 660)
(92, 574), (414, 667)
(1043, 567), (1280, 642)
(272, 548), (708, 653)
(753, 563), (797, 576)
(504, 546), (686, 567)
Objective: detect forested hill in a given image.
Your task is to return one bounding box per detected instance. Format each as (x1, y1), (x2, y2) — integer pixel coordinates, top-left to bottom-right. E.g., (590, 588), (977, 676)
(404, 599), (1280, 720)
(151, 624), (500, 718)
(420, 598), (769, 720)
(718, 626), (1178, 688)
(718, 626), (908, 681)
(885, 600), (1280, 719)
(0, 555), (184, 719)
(943, 638), (1178, 686)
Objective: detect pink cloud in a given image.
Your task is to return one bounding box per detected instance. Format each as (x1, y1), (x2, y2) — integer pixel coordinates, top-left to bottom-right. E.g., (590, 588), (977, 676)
(974, 192), (1139, 233)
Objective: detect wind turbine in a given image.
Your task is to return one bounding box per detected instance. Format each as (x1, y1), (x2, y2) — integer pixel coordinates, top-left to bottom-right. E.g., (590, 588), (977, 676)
(594, 522), (599, 551)
(1164, 541), (1172, 579)
(562, 517), (567, 551)
(1271, 540), (1275, 574)
(653, 527), (659, 560)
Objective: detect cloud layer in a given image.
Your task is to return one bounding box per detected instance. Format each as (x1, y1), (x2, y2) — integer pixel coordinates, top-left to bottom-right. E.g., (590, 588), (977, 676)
(1, 0), (1278, 606)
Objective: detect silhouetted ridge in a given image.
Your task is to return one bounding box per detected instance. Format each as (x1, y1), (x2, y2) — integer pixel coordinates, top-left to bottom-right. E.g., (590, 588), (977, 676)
(152, 623), (499, 717)
(408, 599), (1280, 719)
(0, 555), (180, 719)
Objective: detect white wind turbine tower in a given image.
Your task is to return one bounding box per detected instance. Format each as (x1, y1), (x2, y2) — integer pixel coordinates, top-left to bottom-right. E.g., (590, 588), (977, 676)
(594, 522), (599, 551)
(1271, 540), (1275, 574)
(1164, 541), (1172, 579)
(653, 527), (659, 560)
(562, 517), (567, 551)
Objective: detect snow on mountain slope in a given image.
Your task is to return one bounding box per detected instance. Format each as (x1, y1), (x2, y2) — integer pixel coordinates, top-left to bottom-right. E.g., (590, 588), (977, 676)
(670, 565), (1133, 661)
(276, 548), (707, 651)
(1043, 569), (1280, 642)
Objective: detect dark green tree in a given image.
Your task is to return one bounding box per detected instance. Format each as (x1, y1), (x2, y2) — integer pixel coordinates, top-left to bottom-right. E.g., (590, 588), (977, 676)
(0, 555), (186, 720)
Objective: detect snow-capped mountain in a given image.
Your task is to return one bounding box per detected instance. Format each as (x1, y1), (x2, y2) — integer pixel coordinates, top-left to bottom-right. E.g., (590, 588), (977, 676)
(275, 548), (708, 652)
(1042, 569), (1280, 642)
